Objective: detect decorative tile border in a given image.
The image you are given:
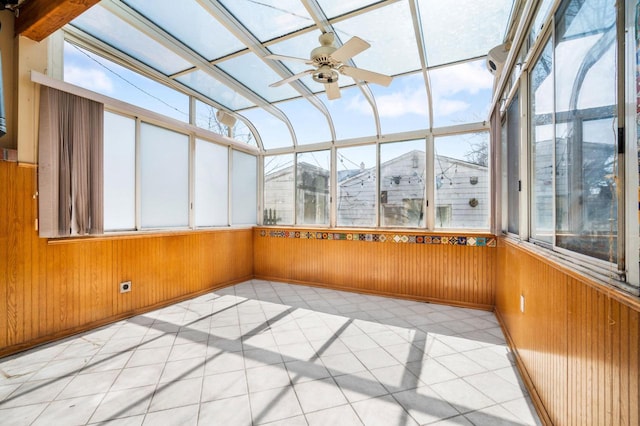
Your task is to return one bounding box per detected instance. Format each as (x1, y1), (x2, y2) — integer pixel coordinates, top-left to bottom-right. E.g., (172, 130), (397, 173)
(258, 229), (496, 247)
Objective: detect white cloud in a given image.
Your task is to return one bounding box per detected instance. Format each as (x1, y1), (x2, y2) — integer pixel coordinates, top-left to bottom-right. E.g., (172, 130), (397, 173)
(430, 60), (493, 96)
(347, 88), (429, 118)
(434, 98), (470, 116)
(65, 66), (114, 94)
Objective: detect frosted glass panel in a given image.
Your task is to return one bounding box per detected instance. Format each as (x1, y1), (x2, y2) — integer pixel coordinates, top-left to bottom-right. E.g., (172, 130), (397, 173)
(231, 150), (257, 225)
(140, 123), (189, 228)
(195, 140), (229, 227)
(104, 112), (136, 231)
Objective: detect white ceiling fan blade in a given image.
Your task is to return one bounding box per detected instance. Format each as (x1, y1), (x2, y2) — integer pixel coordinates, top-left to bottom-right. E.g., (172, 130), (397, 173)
(270, 69), (314, 87)
(264, 53), (312, 65)
(330, 36), (370, 63)
(325, 82), (341, 100)
(340, 66), (392, 87)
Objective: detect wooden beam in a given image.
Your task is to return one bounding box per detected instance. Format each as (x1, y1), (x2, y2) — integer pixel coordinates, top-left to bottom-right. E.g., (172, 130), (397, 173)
(15, 0), (100, 42)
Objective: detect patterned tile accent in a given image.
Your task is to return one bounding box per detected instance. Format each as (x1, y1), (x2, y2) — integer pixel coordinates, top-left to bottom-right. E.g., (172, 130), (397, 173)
(259, 229), (495, 248)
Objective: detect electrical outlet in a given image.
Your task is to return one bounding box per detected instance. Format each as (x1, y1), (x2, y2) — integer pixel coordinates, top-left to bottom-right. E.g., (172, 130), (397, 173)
(120, 281), (132, 293)
(520, 294), (525, 313)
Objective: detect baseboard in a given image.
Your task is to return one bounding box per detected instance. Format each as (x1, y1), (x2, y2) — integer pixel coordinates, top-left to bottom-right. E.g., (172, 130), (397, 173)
(494, 308), (553, 426)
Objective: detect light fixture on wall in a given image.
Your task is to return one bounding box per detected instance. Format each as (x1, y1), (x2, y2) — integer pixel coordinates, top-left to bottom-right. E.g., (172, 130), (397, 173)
(216, 110), (237, 128)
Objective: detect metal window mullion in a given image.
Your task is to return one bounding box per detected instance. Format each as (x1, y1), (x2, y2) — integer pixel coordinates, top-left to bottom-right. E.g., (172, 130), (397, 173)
(616, 0), (626, 276)
(189, 134), (196, 229)
(135, 117), (142, 230)
(293, 153), (299, 225)
(519, 71), (530, 242)
(409, 0), (434, 130)
(227, 147), (233, 226)
(376, 142), (381, 227)
(257, 153), (264, 226)
(426, 133), (435, 231)
(624, 0), (639, 286)
(330, 146), (337, 227)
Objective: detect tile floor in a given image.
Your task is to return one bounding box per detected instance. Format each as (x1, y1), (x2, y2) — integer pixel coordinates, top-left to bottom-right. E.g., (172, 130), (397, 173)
(0, 280), (541, 425)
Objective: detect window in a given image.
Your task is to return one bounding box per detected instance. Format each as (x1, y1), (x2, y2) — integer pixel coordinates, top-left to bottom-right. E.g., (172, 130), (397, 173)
(337, 145), (377, 227)
(104, 111), (135, 231)
(379, 140), (426, 227)
(140, 123), (189, 228)
(195, 139), (229, 227)
(554, 0), (617, 262)
(434, 132), (489, 229)
(296, 151), (330, 226)
(231, 150), (258, 225)
(530, 39), (554, 243)
(264, 154), (294, 225)
(436, 205), (452, 228)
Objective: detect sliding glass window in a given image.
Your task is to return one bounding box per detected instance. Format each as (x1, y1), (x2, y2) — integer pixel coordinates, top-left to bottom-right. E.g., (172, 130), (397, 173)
(337, 145), (377, 227)
(264, 154), (295, 225)
(435, 132), (489, 229)
(296, 150), (330, 226)
(379, 140), (426, 228)
(530, 39), (554, 244)
(554, 0), (617, 262)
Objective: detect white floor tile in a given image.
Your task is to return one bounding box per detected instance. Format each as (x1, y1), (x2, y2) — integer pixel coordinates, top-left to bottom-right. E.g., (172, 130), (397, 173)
(148, 377), (202, 412)
(32, 393), (105, 426)
(249, 386), (303, 425)
(392, 385), (459, 425)
(352, 394), (418, 426)
(333, 370), (388, 403)
(201, 370), (247, 402)
(198, 394), (252, 425)
(0, 281), (540, 426)
(305, 404), (363, 426)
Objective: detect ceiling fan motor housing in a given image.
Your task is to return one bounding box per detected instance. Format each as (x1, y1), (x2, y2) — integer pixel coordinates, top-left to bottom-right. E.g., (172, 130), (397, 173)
(312, 65), (339, 84)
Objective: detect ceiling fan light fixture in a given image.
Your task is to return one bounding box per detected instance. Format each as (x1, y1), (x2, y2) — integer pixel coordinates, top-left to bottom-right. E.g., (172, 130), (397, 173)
(312, 65), (339, 84)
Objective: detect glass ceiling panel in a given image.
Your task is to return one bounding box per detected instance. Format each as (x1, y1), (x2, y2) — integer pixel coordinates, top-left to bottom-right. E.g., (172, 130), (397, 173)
(418, 0), (513, 67)
(176, 70), (254, 110)
(331, 1), (421, 76)
(64, 42), (189, 122)
(430, 59), (494, 127)
(217, 52), (300, 102)
(121, 0), (245, 61)
(70, 4), (191, 75)
(317, 0), (381, 19)
(371, 72), (430, 135)
(275, 98), (332, 145)
(240, 108), (293, 150)
(218, 0), (314, 42)
(324, 85), (376, 141)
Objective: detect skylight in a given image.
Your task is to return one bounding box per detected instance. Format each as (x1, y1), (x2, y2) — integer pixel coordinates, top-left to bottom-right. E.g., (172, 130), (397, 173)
(67, 0), (515, 151)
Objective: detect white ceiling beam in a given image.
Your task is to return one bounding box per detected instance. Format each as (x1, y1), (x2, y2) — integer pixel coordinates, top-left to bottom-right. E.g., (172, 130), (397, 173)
(101, 0), (298, 150)
(198, 0), (337, 145)
(301, 0), (383, 139)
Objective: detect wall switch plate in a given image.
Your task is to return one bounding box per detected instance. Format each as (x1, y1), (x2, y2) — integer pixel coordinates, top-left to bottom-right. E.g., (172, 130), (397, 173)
(120, 281), (132, 293)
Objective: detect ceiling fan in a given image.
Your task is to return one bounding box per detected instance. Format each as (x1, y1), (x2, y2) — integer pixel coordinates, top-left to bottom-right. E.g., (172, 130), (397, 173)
(265, 32), (393, 100)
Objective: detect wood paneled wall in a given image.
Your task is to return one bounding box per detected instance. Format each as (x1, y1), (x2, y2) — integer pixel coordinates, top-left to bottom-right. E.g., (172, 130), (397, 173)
(496, 238), (640, 425)
(254, 228), (497, 309)
(0, 161), (253, 357)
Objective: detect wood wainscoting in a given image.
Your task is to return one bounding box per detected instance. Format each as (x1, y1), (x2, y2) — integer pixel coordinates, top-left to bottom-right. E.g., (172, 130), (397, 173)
(0, 161), (253, 357)
(496, 238), (639, 426)
(254, 228), (497, 310)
